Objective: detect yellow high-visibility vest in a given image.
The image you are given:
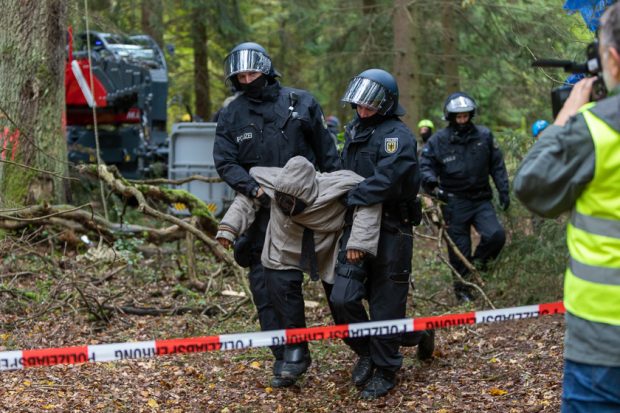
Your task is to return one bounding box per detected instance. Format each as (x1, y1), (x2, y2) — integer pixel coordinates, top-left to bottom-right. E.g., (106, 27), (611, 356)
(564, 106), (620, 326)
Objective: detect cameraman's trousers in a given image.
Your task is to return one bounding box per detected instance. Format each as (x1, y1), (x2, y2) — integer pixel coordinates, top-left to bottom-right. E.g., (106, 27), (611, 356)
(329, 219), (412, 373)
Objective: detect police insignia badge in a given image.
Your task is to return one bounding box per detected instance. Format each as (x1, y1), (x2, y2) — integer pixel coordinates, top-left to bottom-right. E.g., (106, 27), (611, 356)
(385, 137), (399, 154)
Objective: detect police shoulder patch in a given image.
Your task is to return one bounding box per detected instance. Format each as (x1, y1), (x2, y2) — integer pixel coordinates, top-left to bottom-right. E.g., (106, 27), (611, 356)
(384, 137), (399, 154)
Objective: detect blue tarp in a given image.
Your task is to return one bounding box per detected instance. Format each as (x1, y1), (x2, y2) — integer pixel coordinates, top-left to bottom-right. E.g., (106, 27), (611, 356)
(563, 0), (617, 31)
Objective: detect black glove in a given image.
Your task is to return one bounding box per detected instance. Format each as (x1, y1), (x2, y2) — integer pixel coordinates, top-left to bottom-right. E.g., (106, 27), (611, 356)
(432, 187), (449, 203)
(499, 192), (510, 211)
(423, 181), (438, 195)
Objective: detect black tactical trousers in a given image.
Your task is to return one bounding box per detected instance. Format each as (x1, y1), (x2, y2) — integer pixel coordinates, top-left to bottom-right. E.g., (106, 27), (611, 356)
(240, 209), (284, 361)
(442, 197), (506, 295)
(265, 269), (336, 355)
(329, 220), (412, 373)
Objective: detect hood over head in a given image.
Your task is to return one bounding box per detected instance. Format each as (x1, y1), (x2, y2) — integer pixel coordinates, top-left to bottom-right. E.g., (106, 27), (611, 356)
(274, 156), (319, 205)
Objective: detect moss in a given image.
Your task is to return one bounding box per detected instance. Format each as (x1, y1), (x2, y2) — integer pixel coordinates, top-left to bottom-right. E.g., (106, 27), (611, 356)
(1, 166), (35, 207)
(150, 186), (215, 220)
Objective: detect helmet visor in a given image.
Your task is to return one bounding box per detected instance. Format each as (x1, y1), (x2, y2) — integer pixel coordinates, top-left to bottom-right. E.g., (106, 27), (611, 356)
(445, 96), (475, 114)
(341, 77), (392, 115)
(224, 49), (272, 80)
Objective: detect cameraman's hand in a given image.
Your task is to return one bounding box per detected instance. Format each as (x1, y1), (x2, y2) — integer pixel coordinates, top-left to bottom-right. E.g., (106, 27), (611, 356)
(555, 76), (598, 127)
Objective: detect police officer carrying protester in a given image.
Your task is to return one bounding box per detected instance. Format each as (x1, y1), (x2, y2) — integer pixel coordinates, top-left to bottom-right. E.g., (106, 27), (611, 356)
(420, 93), (509, 303)
(213, 42), (340, 387)
(330, 68), (434, 400)
(514, 4), (620, 410)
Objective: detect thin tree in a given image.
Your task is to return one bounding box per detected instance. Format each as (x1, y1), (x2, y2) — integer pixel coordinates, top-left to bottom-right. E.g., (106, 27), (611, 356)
(442, 0), (460, 95)
(192, 2), (210, 121)
(393, 0), (421, 130)
(141, 0), (164, 48)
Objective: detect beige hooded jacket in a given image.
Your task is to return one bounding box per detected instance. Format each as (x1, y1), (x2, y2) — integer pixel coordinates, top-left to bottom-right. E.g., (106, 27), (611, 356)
(216, 156), (381, 284)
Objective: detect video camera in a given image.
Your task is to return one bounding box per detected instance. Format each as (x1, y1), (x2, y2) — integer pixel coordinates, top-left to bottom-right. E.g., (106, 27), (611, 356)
(532, 41), (607, 118)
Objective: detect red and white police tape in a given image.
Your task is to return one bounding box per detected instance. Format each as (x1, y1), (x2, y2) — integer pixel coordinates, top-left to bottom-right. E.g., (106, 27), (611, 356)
(0, 301), (565, 371)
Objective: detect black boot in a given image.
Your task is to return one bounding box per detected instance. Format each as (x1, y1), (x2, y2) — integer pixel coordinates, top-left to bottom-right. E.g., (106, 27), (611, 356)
(280, 345), (311, 380)
(417, 330), (435, 361)
(352, 355), (373, 386)
(359, 368), (396, 400)
(271, 359), (295, 388)
(400, 331), (422, 347)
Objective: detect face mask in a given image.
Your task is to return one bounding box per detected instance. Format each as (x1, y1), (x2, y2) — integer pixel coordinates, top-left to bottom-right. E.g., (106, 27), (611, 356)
(275, 191), (307, 216)
(420, 131), (432, 143)
(240, 75), (267, 99)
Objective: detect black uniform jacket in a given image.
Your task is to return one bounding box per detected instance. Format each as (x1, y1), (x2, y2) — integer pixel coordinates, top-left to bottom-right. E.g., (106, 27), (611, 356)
(214, 81), (341, 197)
(342, 115), (420, 208)
(420, 124), (509, 200)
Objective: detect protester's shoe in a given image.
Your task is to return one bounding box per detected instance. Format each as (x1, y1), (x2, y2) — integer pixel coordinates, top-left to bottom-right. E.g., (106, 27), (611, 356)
(417, 330), (435, 361)
(352, 355), (373, 386)
(270, 359), (296, 388)
(359, 369), (396, 400)
(280, 346), (311, 380)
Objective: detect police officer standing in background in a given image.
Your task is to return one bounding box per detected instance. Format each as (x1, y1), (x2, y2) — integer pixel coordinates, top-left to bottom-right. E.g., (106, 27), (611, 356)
(213, 42), (340, 387)
(420, 93), (509, 303)
(331, 68), (434, 400)
(417, 119), (435, 145)
(417, 119), (435, 157)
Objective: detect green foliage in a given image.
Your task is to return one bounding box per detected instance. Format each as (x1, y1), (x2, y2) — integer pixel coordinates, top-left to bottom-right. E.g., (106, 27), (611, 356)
(173, 283), (207, 306)
(69, 0), (598, 130)
(113, 237), (145, 266)
(491, 218), (567, 305)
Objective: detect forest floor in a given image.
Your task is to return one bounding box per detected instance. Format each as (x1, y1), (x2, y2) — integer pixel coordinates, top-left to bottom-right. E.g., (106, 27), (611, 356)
(0, 230), (565, 413)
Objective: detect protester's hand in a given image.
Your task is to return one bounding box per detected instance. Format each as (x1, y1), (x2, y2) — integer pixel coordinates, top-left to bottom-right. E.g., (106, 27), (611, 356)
(499, 192), (510, 211)
(217, 237), (232, 249)
(554, 76), (597, 127)
(346, 249), (366, 263)
(255, 186), (271, 208)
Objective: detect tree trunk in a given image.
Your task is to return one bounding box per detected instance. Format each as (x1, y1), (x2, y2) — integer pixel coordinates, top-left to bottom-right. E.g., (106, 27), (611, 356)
(141, 0), (164, 48)
(0, 1), (68, 208)
(192, 6), (210, 121)
(442, 0), (460, 95)
(393, 0), (420, 130)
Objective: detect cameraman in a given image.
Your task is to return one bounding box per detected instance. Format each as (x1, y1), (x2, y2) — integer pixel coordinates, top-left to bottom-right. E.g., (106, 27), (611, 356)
(514, 4), (620, 411)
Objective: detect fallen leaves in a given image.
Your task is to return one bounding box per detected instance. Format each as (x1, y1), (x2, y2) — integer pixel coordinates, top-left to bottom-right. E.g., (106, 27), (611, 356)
(489, 387), (508, 396)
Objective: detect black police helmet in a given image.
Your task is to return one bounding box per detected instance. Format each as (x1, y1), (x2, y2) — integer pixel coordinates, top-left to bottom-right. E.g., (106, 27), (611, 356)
(341, 68), (405, 116)
(443, 92), (477, 121)
(223, 42), (279, 82)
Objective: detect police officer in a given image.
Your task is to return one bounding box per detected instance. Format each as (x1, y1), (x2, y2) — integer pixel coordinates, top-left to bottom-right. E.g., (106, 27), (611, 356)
(417, 119), (435, 157)
(531, 119), (549, 140)
(330, 68), (434, 400)
(213, 42), (340, 387)
(417, 119), (435, 144)
(420, 92), (509, 302)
